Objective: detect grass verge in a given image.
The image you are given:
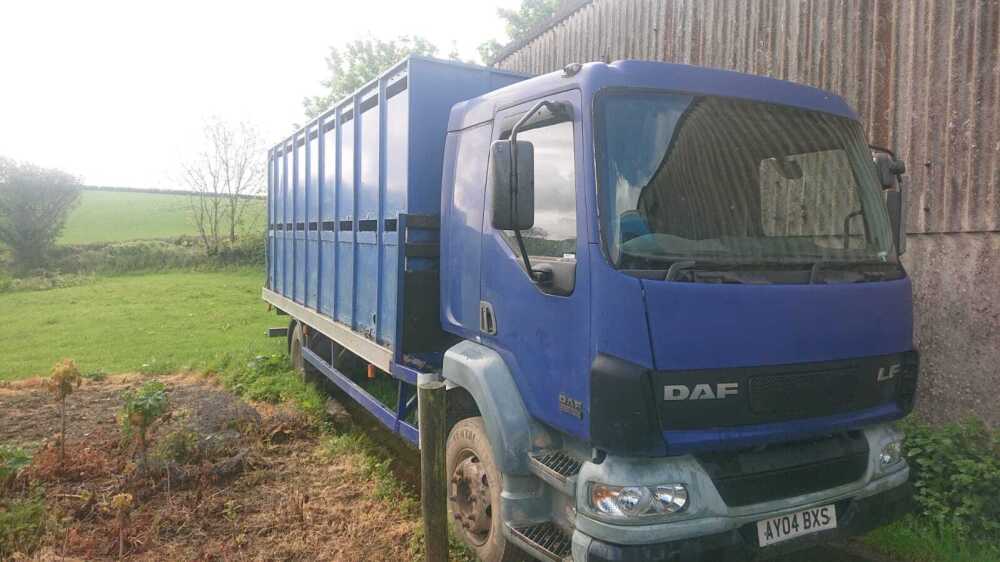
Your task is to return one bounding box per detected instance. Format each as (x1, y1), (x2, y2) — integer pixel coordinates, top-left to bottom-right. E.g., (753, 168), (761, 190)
(863, 515), (1000, 562)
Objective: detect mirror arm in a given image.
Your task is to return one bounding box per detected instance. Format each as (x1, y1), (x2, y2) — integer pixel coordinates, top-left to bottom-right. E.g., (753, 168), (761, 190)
(509, 100), (561, 282)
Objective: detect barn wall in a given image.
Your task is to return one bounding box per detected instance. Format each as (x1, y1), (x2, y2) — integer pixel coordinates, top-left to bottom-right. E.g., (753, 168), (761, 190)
(496, 0), (1000, 425)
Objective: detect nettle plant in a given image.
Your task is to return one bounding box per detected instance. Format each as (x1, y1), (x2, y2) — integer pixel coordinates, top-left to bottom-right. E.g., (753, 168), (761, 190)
(48, 359), (82, 468)
(118, 380), (169, 474)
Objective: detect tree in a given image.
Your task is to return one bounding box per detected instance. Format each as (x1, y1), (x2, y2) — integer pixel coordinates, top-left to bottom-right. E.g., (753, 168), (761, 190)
(0, 157), (81, 273)
(181, 119), (265, 253)
(479, 0), (562, 65)
(48, 359), (82, 469)
(303, 35), (438, 119)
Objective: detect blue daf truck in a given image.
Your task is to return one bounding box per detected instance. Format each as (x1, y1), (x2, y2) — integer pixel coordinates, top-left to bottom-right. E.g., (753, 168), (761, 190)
(262, 56), (917, 561)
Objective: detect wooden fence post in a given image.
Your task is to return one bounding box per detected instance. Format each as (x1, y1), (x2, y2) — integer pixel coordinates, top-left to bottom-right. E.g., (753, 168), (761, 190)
(419, 380), (448, 562)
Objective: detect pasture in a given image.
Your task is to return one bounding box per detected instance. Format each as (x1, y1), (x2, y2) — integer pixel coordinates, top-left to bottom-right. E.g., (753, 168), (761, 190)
(0, 269), (280, 381)
(59, 189), (265, 244)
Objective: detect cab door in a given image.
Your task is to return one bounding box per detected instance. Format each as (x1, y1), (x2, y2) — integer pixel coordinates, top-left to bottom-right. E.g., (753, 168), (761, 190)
(479, 90), (592, 438)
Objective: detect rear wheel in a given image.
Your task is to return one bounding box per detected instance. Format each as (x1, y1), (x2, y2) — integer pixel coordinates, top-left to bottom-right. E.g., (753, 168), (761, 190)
(288, 323), (320, 382)
(446, 417), (526, 562)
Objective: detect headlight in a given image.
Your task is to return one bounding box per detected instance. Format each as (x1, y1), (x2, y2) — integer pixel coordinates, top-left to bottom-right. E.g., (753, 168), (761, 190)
(588, 483), (688, 518)
(879, 440), (904, 470)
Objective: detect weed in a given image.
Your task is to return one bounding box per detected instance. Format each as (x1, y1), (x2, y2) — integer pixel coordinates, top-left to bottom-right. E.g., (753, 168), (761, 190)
(155, 427), (201, 465)
(119, 380), (169, 473)
(0, 445), (31, 489)
(901, 417), (1000, 537)
(0, 494), (47, 559)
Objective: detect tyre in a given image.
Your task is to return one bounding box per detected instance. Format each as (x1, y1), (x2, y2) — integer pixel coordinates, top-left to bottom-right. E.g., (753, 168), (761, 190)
(288, 322), (320, 382)
(446, 417), (526, 562)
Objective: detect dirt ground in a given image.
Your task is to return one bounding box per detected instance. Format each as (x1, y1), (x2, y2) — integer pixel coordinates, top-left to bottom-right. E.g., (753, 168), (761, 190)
(0, 373), (419, 561)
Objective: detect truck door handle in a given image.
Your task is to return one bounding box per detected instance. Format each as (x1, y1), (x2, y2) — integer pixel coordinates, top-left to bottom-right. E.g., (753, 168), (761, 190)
(479, 301), (497, 335)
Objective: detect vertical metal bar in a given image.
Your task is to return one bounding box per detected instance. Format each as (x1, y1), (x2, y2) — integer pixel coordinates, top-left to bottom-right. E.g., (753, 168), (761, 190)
(376, 77), (387, 343)
(292, 131), (300, 303)
(317, 117), (325, 314)
(304, 125), (311, 309)
(352, 93), (361, 329)
(266, 149), (273, 289)
(334, 107), (342, 320)
(393, 379), (406, 432)
(393, 214), (407, 363)
(283, 141), (290, 294)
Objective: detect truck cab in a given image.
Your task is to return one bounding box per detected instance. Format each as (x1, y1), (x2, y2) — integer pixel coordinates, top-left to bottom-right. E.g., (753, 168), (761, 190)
(438, 60), (915, 561)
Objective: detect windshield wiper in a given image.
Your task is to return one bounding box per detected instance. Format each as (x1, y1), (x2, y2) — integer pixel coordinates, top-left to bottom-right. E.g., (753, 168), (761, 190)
(665, 260), (696, 280)
(663, 259), (764, 281)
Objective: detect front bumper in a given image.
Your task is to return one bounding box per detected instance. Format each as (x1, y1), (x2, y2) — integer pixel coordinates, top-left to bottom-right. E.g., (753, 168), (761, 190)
(578, 480), (911, 561)
(570, 423), (911, 561)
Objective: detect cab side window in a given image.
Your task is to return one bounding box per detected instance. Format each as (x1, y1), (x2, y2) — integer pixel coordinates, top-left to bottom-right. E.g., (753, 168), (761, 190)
(500, 120), (577, 259)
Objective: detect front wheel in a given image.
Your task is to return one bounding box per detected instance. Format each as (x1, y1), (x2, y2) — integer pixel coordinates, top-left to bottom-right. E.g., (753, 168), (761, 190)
(446, 417), (526, 562)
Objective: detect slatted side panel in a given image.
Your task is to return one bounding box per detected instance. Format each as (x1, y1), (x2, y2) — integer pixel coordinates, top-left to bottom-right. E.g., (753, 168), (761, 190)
(267, 79), (408, 348)
(496, 0), (1000, 235)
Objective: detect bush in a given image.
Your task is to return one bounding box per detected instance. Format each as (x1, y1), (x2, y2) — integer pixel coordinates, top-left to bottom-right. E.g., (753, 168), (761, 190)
(212, 234), (265, 267)
(903, 418), (1000, 537)
(50, 239), (208, 274)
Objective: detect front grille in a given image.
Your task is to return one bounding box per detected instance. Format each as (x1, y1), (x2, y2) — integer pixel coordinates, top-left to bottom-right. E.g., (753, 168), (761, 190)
(698, 432), (869, 507)
(749, 369), (865, 417)
(652, 353), (909, 430)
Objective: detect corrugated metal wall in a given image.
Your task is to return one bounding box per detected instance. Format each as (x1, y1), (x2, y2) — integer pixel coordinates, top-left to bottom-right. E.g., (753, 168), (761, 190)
(497, 0), (1000, 235)
(496, 0), (1000, 426)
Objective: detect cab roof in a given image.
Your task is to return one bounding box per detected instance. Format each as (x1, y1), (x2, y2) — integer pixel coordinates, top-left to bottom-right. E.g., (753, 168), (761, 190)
(448, 59), (857, 131)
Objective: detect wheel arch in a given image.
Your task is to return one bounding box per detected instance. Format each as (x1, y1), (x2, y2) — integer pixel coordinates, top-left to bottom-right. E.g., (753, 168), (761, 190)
(441, 340), (539, 475)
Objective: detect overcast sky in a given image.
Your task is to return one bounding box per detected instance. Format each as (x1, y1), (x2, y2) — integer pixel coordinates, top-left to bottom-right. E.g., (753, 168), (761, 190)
(0, 0), (520, 188)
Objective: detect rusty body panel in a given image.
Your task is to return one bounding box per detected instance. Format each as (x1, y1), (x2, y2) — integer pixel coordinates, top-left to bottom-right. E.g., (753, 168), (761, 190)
(495, 0), (1000, 425)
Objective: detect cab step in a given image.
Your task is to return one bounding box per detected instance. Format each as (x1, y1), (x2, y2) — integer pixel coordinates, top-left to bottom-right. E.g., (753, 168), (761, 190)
(507, 522), (572, 562)
(529, 450), (581, 496)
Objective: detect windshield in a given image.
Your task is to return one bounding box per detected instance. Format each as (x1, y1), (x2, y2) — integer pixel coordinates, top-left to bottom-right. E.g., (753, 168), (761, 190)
(595, 91), (896, 269)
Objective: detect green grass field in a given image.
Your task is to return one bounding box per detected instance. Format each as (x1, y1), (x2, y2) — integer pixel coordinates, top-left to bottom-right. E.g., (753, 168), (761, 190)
(0, 268), (281, 380)
(59, 189), (265, 245)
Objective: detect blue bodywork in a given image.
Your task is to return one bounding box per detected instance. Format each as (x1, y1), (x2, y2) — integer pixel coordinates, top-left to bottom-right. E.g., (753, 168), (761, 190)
(266, 57), (526, 445)
(440, 60), (914, 455)
(267, 57), (914, 455)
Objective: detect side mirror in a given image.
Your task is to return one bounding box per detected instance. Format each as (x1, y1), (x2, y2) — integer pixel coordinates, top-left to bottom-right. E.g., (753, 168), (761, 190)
(873, 151), (907, 255)
(490, 139), (534, 231)
(874, 152), (906, 189)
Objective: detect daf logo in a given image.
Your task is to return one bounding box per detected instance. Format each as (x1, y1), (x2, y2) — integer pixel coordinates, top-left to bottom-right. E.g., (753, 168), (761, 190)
(665, 382), (739, 401)
(877, 363), (903, 382)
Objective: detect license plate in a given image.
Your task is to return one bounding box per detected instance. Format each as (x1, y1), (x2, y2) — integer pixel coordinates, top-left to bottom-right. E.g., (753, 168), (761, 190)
(757, 504), (837, 547)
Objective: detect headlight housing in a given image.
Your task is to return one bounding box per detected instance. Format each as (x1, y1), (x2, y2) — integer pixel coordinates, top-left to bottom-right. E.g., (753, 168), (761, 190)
(879, 440), (904, 472)
(588, 483), (688, 518)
